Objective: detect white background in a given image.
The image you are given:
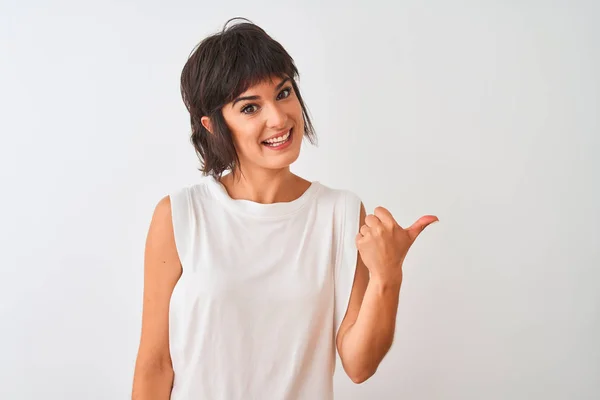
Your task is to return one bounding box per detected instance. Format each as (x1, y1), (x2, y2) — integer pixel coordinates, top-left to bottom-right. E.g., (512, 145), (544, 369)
(1, 1), (599, 399)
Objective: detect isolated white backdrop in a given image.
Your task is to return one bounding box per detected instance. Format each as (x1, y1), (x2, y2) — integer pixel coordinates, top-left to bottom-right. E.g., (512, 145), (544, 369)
(1, 1), (598, 399)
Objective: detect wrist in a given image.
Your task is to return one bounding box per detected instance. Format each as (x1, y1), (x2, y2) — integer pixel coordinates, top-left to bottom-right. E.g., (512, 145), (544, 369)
(369, 272), (403, 293)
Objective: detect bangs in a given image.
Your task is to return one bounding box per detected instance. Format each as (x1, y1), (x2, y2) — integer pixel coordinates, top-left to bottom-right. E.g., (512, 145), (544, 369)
(213, 27), (299, 107)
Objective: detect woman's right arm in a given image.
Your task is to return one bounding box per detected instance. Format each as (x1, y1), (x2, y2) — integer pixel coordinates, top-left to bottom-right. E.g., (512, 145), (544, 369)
(132, 196), (183, 400)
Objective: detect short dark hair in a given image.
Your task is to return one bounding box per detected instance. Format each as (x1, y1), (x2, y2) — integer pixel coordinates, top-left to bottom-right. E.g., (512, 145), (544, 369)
(180, 17), (317, 178)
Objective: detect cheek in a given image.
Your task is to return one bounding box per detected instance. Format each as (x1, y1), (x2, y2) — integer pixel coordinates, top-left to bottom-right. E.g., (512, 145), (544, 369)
(222, 111), (260, 146)
(232, 125), (263, 152)
(283, 99), (304, 131)
(291, 98), (303, 118)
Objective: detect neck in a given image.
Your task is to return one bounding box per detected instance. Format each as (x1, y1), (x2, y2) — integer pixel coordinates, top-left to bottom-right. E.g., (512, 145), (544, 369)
(220, 167), (308, 204)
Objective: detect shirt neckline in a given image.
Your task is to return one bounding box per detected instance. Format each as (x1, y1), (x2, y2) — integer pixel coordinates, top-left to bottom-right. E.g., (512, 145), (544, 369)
(206, 175), (321, 218)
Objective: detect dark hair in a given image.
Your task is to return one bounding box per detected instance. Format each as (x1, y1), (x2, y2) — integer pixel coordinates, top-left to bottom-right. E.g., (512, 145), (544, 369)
(180, 17), (317, 178)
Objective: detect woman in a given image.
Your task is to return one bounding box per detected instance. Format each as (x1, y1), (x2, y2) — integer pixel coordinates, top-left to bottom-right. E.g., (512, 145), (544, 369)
(132, 18), (438, 400)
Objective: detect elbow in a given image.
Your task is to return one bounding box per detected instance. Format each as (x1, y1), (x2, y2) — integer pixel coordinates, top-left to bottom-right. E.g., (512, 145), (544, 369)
(132, 357), (174, 395)
(346, 365), (377, 384)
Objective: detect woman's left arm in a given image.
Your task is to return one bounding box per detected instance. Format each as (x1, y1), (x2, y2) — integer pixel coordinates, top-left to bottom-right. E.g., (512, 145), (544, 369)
(336, 203), (438, 384)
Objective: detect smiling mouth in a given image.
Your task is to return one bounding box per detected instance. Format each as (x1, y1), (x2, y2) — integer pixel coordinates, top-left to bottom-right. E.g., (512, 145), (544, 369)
(262, 129), (292, 147)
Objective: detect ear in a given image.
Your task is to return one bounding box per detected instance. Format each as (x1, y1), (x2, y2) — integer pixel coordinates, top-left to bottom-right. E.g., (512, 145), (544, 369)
(201, 116), (213, 134)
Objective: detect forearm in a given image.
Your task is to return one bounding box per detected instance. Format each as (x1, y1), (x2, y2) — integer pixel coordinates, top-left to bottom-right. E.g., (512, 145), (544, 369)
(132, 366), (174, 400)
(340, 275), (401, 382)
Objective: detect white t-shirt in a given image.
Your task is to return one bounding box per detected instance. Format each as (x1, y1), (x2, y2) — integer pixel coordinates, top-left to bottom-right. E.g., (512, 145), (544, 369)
(168, 175), (361, 399)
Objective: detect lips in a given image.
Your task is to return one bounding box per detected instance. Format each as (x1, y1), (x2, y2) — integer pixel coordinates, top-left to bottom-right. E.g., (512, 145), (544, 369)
(261, 128), (294, 149)
(262, 128), (292, 143)
(262, 128), (292, 146)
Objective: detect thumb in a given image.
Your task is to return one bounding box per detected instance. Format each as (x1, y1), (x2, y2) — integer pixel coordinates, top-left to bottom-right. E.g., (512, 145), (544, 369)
(407, 215), (439, 241)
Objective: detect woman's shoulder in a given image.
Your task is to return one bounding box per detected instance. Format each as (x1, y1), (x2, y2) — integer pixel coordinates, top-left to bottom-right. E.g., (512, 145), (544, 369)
(312, 180), (362, 208)
(169, 176), (216, 201)
(314, 179), (360, 197)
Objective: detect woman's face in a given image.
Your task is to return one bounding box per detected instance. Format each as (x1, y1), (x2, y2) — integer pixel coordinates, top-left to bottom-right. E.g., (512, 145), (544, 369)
(214, 75), (304, 173)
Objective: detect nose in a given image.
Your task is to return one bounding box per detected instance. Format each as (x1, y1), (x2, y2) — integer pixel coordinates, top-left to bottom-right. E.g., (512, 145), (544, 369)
(265, 103), (288, 130)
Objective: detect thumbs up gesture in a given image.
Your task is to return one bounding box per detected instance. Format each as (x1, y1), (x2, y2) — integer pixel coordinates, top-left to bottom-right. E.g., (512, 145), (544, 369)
(356, 207), (438, 284)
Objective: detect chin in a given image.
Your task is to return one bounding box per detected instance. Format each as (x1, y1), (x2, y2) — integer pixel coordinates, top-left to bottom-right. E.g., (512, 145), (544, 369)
(267, 150), (301, 170)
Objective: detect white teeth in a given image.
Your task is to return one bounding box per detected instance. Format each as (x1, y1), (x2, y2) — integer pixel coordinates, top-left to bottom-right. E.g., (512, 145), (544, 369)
(264, 130), (291, 144)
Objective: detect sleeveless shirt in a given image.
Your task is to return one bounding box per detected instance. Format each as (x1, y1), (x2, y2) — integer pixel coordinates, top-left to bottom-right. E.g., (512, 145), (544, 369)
(168, 175), (361, 399)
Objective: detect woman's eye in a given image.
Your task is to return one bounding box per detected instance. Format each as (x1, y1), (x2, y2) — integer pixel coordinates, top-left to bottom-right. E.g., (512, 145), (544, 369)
(241, 104), (258, 114)
(241, 88), (292, 114)
(277, 87), (292, 100)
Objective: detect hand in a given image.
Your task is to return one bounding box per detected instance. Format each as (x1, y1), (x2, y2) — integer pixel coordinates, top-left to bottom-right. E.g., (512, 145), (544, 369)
(355, 207), (439, 283)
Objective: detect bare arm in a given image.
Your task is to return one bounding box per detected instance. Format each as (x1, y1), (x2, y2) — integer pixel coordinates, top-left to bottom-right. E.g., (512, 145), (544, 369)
(335, 203), (401, 384)
(337, 203), (438, 384)
(132, 196), (182, 399)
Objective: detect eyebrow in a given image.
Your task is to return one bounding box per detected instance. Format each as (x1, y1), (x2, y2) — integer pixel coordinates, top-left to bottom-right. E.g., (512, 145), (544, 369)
(231, 77), (291, 107)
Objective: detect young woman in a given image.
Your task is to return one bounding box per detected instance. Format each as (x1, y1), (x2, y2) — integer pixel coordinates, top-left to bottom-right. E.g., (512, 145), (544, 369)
(132, 18), (438, 400)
